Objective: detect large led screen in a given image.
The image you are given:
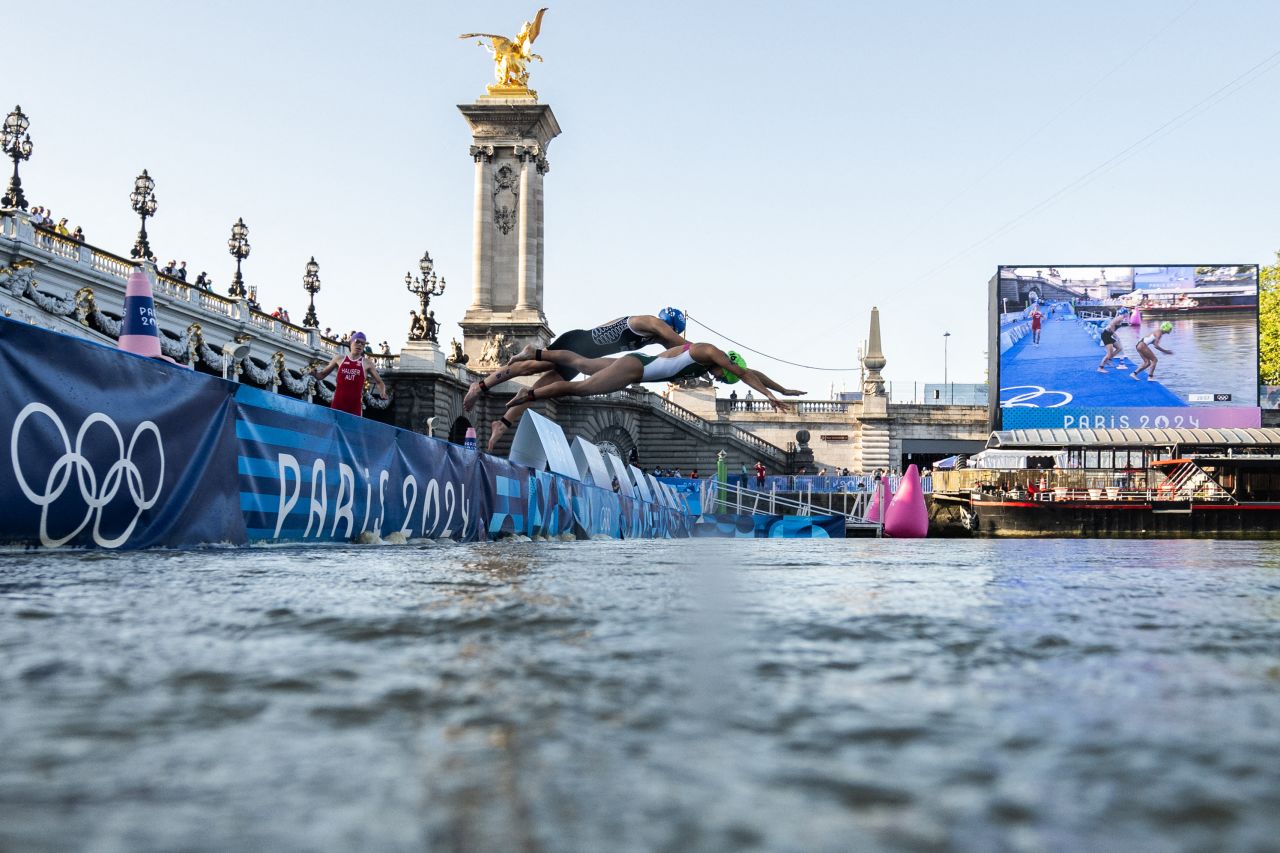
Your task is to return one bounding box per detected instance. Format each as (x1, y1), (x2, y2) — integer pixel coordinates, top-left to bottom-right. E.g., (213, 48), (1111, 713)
(995, 265), (1260, 430)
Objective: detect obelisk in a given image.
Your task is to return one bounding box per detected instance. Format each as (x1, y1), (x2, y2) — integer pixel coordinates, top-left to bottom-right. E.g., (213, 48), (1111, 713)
(859, 306), (892, 472)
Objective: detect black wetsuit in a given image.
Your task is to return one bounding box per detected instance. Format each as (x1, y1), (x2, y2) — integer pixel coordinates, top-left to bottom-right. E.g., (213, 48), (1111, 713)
(548, 317), (661, 380)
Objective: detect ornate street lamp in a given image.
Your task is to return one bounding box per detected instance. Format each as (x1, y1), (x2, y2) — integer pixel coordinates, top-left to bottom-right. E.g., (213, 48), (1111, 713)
(301, 255), (321, 328)
(227, 217), (250, 298)
(129, 170), (158, 260)
(1, 105), (33, 210)
(405, 250), (445, 342)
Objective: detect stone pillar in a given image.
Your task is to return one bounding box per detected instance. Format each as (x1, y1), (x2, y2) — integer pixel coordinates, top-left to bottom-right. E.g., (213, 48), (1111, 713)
(515, 146), (536, 311)
(535, 155), (548, 308)
(457, 99), (560, 370)
(469, 145), (494, 310)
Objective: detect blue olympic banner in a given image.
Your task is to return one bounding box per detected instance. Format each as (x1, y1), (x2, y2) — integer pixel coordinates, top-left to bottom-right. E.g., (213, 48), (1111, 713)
(234, 385), (690, 543)
(693, 513), (845, 538)
(1, 317), (691, 549)
(1, 318), (243, 548)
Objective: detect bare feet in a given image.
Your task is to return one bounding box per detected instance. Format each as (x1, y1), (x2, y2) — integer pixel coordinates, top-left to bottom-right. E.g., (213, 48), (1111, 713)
(1097, 368), (1107, 373)
(507, 344), (538, 365)
(506, 387), (536, 409)
(463, 379), (485, 412)
(487, 419), (508, 452)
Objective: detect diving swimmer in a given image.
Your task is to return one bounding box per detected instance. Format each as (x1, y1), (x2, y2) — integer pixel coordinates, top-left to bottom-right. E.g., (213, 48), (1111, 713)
(503, 342), (804, 411)
(465, 308), (689, 451)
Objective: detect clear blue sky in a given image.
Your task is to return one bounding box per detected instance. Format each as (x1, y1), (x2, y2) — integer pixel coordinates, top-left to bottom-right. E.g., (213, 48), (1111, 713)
(10, 0), (1279, 397)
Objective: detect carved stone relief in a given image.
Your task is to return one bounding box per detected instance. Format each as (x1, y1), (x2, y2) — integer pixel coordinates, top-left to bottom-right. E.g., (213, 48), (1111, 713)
(492, 164), (518, 235)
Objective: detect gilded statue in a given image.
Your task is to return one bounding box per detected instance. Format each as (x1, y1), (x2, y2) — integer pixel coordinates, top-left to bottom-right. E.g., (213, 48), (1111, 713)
(460, 8), (548, 90)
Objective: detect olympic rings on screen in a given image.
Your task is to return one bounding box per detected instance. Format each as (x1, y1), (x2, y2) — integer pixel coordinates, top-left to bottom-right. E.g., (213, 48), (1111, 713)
(1000, 386), (1073, 408)
(10, 402), (165, 548)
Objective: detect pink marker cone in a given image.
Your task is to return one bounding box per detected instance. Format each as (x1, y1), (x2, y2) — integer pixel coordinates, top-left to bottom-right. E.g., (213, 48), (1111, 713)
(118, 266), (163, 358)
(884, 464), (929, 538)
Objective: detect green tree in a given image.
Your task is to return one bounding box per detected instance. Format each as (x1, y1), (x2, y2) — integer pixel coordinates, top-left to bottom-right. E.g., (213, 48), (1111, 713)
(1261, 252), (1280, 384)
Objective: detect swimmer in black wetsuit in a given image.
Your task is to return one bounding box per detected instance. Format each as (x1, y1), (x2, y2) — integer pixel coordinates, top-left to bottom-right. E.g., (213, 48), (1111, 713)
(503, 342), (803, 412)
(465, 308), (689, 451)
(1097, 307), (1131, 372)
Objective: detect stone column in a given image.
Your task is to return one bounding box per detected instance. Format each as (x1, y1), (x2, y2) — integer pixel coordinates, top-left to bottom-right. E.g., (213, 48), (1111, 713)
(469, 145), (493, 310)
(535, 155), (548, 309)
(515, 145), (537, 311)
(457, 101), (560, 367)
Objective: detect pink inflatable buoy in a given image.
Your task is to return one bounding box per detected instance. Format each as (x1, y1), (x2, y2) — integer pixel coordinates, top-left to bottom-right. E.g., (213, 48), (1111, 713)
(884, 464), (928, 538)
(1129, 309), (1141, 327)
(866, 476), (893, 523)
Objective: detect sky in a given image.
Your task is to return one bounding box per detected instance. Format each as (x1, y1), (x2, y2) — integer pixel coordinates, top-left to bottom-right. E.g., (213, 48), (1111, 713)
(9, 0), (1279, 399)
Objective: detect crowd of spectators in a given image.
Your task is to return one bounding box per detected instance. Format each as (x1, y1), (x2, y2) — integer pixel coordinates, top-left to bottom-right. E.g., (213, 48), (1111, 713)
(28, 206), (86, 244)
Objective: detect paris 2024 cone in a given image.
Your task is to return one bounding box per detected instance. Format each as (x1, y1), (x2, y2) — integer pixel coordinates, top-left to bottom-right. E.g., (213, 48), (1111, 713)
(883, 464), (928, 538)
(117, 266), (163, 359)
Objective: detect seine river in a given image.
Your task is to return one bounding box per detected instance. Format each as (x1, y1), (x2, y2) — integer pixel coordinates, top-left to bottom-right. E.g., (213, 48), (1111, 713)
(3, 540), (1279, 852)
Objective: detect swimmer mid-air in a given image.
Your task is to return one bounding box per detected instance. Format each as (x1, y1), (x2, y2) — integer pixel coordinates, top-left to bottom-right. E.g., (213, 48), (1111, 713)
(503, 342), (804, 411)
(465, 309), (689, 451)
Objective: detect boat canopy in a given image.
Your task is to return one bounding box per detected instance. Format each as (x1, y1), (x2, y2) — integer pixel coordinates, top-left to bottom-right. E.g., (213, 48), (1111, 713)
(987, 428), (1280, 449)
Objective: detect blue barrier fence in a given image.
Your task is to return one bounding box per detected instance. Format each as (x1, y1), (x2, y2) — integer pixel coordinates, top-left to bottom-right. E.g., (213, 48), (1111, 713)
(0, 317), (692, 549)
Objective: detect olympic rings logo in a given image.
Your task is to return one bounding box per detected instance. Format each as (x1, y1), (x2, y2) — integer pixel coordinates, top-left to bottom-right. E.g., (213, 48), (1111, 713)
(1000, 386), (1073, 408)
(10, 402), (165, 548)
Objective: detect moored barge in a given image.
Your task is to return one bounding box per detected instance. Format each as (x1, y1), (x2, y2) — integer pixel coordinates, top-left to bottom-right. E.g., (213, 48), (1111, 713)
(929, 428), (1280, 538)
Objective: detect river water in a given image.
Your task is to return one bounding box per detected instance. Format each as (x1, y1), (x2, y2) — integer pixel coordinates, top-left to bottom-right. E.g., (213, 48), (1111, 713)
(2, 539), (1279, 852)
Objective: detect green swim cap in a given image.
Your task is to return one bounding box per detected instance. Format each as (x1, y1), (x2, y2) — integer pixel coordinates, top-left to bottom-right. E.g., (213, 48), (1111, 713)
(1160, 321), (1173, 333)
(720, 350), (748, 383)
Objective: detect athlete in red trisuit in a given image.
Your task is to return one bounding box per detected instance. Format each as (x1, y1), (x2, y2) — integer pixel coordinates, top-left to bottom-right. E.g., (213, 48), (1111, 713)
(312, 332), (387, 416)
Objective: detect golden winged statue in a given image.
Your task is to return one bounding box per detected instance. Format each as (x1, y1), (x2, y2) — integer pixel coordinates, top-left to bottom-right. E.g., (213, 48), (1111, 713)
(460, 8), (548, 90)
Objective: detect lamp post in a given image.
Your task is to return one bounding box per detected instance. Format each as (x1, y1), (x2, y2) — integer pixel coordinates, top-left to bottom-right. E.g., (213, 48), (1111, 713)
(1, 105), (33, 210)
(301, 256), (321, 328)
(128, 170), (158, 260)
(405, 250), (445, 341)
(943, 331), (951, 403)
(227, 217), (250, 298)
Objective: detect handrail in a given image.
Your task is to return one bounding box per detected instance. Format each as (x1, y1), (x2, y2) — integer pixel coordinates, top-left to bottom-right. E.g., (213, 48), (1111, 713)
(698, 479), (881, 530)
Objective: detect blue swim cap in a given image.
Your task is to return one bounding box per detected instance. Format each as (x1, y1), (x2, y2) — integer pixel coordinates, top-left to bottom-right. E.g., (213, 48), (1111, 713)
(658, 307), (686, 335)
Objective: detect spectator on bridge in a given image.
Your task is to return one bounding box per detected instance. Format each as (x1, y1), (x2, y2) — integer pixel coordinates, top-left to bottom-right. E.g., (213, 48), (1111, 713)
(176, 261), (188, 282)
(71, 226), (84, 243)
(281, 308), (291, 324)
(194, 271), (209, 289)
(380, 340), (391, 355)
(55, 217), (70, 237)
(729, 389), (738, 408)
(745, 390), (754, 401)
(162, 260), (177, 277)
(754, 460), (766, 488)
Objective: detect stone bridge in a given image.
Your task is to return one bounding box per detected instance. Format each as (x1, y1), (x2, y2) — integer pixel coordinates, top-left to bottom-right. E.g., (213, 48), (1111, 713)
(3, 206), (992, 474)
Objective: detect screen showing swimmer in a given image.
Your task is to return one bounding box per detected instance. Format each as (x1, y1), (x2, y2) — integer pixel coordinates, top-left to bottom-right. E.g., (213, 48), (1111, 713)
(993, 264), (1260, 430)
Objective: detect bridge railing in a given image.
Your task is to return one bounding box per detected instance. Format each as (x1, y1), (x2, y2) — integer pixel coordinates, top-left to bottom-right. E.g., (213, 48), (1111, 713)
(717, 399), (849, 415)
(5, 213), (403, 373)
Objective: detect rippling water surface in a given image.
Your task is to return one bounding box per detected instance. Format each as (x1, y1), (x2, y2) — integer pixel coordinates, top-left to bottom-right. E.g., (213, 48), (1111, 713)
(3, 540), (1280, 852)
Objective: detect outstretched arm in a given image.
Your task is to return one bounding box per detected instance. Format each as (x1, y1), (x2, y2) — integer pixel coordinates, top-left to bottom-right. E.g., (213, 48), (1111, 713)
(745, 369), (804, 396)
(630, 314), (688, 348)
(692, 344), (792, 411)
(311, 354), (341, 381)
